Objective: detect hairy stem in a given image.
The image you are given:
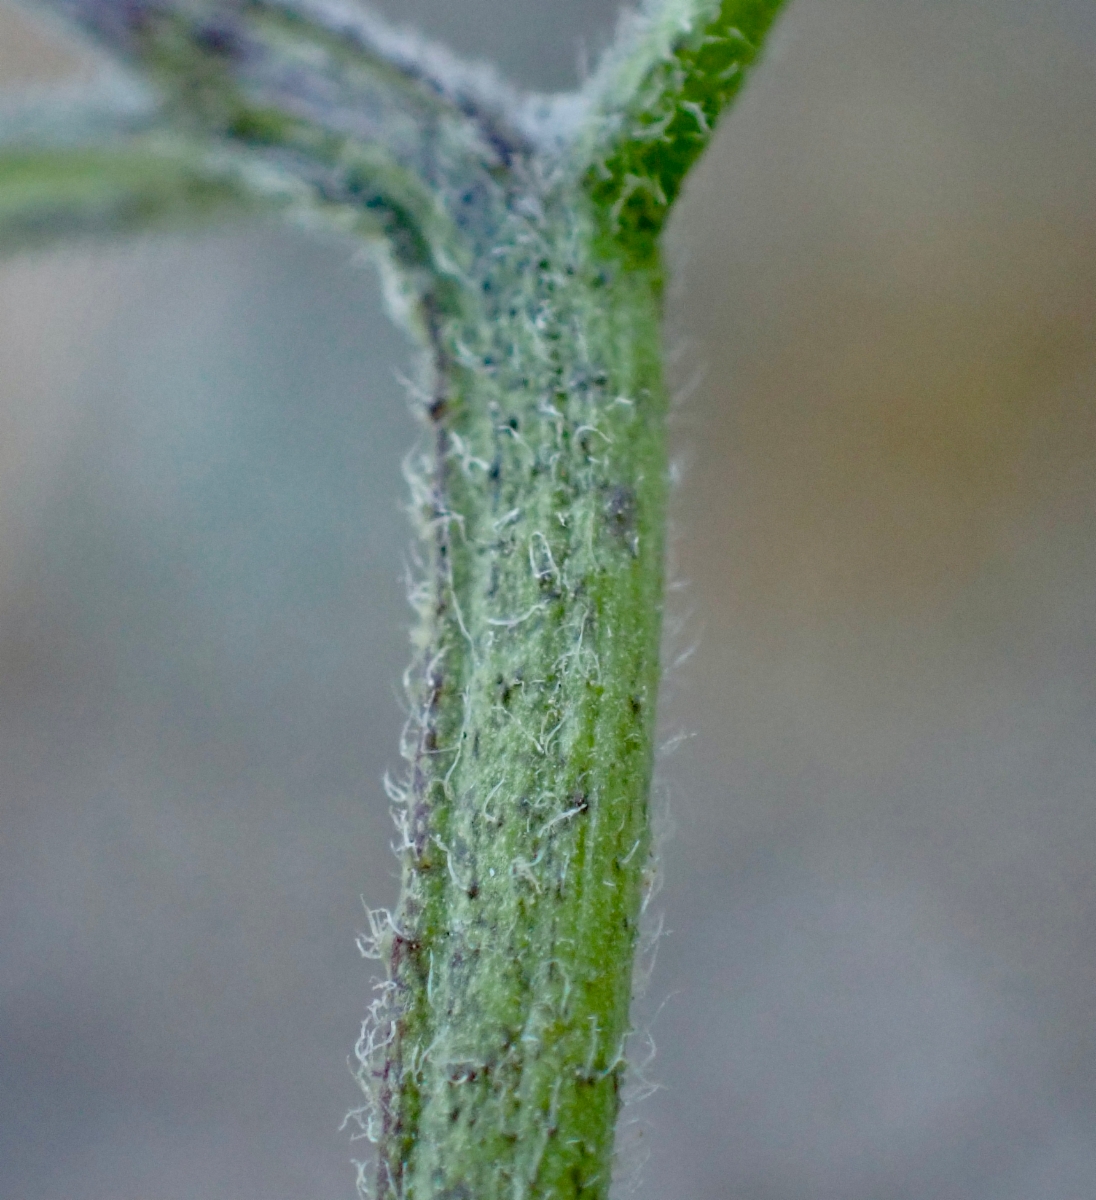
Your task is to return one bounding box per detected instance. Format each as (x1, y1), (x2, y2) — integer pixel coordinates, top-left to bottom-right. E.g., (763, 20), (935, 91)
(354, 6), (789, 1194)
(359, 188), (668, 1200)
(6, 0), (791, 1194)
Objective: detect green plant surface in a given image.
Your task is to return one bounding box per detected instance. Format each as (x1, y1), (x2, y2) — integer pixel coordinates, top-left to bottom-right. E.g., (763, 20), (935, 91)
(1, 1), (789, 1195)
(0, 142), (253, 247)
(364, 212), (670, 1200)
(581, 0), (787, 260)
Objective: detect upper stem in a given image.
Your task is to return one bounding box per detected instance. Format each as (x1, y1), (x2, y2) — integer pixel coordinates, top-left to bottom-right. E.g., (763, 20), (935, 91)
(579, 0), (790, 263)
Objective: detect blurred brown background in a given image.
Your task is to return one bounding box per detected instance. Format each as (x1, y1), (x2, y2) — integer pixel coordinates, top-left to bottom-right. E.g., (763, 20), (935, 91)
(2, 2), (1095, 1197)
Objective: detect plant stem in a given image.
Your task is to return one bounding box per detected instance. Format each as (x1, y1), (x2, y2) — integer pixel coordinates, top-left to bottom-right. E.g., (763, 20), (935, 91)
(3, 1), (791, 1193)
(361, 185), (668, 1200)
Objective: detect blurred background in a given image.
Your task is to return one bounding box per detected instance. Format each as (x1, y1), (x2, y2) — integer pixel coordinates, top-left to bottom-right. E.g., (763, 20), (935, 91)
(2, 1), (1095, 1197)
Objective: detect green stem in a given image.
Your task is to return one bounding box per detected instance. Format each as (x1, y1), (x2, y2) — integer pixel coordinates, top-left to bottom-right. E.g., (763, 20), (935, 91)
(7, 1), (791, 1194)
(358, 188), (669, 1200)
(0, 141), (258, 250)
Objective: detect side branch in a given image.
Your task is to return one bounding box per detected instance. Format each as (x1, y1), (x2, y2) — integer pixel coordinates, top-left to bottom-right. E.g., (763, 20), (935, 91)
(8, 1), (482, 292)
(258, 0), (536, 163)
(0, 93), (456, 276)
(23, 0), (528, 175)
(0, 71), (261, 249)
(579, 0), (789, 259)
(0, 139), (261, 251)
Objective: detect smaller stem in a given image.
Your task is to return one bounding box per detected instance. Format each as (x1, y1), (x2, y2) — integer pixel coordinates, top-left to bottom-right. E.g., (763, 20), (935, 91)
(0, 140), (257, 250)
(255, 0), (536, 163)
(579, 0), (790, 260)
(3, 4), (477, 277)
